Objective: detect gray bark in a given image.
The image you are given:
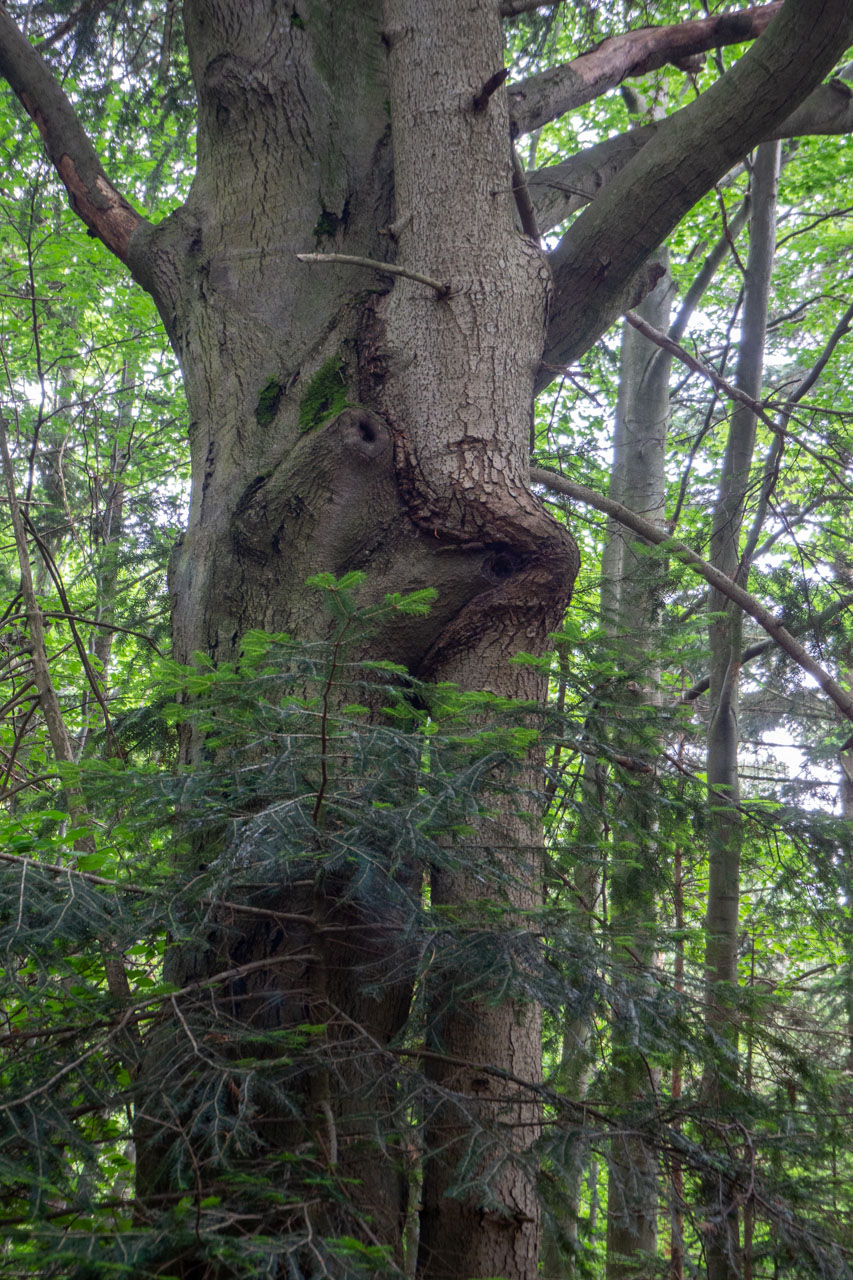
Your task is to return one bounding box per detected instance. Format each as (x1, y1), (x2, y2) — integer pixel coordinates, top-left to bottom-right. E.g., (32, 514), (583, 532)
(703, 139), (780, 1280)
(509, 5), (781, 138)
(604, 256), (672, 1280)
(379, 12), (576, 1273)
(539, 0), (853, 379)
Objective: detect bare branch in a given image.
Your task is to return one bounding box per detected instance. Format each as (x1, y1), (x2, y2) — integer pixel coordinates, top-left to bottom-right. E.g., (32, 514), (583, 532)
(529, 70), (853, 236)
(4, 609), (165, 657)
(622, 308), (853, 491)
(510, 4), (781, 137)
(531, 466), (853, 722)
(295, 252), (450, 297)
(473, 66), (509, 112)
(510, 146), (541, 242)
(0, 8), (149, 265)
(623, 309), (767, 421)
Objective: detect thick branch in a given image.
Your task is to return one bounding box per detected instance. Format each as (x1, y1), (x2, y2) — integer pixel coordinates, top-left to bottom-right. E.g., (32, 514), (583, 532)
(531, 466), (853, 722)
(528, 71), (853, 236)
(538, 0), (853, 384)
(510, 4), (781, 138)
(0, 8), (149, 264)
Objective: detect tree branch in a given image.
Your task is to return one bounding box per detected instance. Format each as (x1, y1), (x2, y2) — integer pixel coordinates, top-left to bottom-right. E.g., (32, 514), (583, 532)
(538, 0), (853, 387)
(529, 70), (853, 236)
(530, 466), (853, 722)
(37, 0), (113, 50)
(680, 591), (853, 702)
(510, 4), (781, 137)
(0, 8), (149, 265)
(501, 0), (560, 17)
(295, 252), (450, 296)
(621, 307), (853, 490)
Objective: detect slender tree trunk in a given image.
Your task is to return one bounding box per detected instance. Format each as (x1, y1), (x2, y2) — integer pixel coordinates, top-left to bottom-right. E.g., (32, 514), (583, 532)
(541, 748), (604, 1278)
(604, 253), (673, 1280)
(670, 833), (685, 1280)
(703, 139), (780, 1280)
(76, 356), (133, 755)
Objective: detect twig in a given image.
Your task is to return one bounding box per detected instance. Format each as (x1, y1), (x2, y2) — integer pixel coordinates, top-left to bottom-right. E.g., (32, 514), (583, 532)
(624, 308), (853, 490)
(296, 252), (449, 297)
(3, 609), (164, 655)
(679, 589), (853, 701)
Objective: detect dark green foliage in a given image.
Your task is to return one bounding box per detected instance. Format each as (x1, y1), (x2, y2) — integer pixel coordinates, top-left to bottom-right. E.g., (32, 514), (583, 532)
(2, 577), (852, 1276)
(0, 578), (565, 1276)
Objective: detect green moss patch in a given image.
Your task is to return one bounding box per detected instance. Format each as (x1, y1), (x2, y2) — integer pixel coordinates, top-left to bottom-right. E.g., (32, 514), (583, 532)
(298, 357), (347, 433)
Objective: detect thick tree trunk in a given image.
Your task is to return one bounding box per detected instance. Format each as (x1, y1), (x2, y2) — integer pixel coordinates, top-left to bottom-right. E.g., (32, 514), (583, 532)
(379, 7), (577, 1275)
(128, 2), (576, 1276)
(703, 139), (780, 1280)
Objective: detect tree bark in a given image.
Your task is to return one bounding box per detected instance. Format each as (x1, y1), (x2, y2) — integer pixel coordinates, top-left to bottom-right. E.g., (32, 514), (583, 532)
(378, 9), (577, 1274)
(509, 5), (782, 138)
(703, 139), (780, 1280)
(604, 255), (672, 1280)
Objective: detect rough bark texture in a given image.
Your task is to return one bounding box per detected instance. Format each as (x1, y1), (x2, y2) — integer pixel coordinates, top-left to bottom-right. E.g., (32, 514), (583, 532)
(130, 2), (577, 1274)
(378, 9), (577, 1274)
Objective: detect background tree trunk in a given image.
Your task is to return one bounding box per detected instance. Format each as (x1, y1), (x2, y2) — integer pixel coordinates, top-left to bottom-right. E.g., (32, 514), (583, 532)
(703, 139), (780, 1280)
(604, 255), (672, 1280)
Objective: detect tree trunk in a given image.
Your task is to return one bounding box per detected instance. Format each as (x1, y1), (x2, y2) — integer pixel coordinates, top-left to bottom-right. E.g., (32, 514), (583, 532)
(604, 254), (672, 1280)
(131, 3), (577, 1276)
(703, 139), (780, 1280)
(5, 0), (853, 1274)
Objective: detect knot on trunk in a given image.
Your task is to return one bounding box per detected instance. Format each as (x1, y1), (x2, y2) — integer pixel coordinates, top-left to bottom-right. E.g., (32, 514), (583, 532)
(230, 408), (394, 561)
